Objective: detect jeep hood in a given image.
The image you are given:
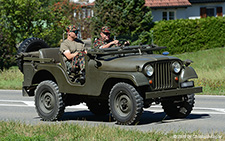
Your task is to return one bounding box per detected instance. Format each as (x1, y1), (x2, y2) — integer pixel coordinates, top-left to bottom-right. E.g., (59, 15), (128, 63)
(99, 54), (179, 72)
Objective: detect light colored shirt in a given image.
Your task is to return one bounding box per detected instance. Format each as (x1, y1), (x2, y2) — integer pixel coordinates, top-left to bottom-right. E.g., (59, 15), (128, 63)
(60, 39), (84, 54)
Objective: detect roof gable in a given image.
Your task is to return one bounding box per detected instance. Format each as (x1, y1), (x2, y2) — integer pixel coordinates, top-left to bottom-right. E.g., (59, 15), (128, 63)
(145, 0), (192, 8)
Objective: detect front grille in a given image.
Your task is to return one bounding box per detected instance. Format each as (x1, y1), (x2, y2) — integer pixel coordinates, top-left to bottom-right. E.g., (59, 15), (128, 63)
(154, 62), (173, 90)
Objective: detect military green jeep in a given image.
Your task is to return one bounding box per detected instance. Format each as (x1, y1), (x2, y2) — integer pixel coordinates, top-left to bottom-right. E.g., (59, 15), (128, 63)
(17, 37), (202, 125)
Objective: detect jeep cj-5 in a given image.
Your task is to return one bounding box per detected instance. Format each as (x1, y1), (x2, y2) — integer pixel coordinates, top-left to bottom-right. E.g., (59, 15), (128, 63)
(17, 37), (202, 125)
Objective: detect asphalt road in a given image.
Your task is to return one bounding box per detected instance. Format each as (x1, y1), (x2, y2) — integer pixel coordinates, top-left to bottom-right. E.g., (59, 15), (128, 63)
(0, 90), (225, 133)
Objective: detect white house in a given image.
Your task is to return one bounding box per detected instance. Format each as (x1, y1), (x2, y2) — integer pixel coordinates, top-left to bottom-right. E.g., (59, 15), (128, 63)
(145, 0), (225, 21)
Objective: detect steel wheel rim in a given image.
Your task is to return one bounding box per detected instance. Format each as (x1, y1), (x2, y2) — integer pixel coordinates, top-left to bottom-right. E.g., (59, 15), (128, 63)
(39, 91), (55, 114)
(114, 91), (132, 117)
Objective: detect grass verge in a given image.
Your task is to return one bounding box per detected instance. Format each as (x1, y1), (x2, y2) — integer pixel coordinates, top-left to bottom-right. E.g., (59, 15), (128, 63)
(0, 121), (224, 140)
(0, 66), (23, 90)
(173, 47), (225, 95)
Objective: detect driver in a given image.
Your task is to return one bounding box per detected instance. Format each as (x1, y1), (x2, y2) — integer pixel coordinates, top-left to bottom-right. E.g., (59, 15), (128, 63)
(93, 26), (119, 49)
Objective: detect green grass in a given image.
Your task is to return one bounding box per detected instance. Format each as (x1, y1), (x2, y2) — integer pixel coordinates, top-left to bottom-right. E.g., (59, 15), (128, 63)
(0, 48), (224, 95)
(0, 66), (23, 90)
(173, 47), (225, 95)
(0, 121), (224, 140)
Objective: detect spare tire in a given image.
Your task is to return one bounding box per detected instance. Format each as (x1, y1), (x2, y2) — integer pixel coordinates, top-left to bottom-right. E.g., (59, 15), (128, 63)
(17, 37), (49, 73)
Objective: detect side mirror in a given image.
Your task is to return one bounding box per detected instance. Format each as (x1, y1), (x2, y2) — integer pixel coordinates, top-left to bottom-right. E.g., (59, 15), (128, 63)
(183, 59), (193, 67)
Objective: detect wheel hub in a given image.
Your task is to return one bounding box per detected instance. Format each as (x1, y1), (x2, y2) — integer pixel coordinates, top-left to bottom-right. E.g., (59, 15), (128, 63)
(43, 93), (53, 109)
(40, 92), (55, 113)
(120, 98), (128, 111)
(115, 92), (132, 116)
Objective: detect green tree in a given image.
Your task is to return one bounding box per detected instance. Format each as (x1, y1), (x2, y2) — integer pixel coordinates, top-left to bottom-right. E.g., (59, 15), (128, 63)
(0, 0), (56, 43)
(91, 0), (153, 45)
(0, 0), (59, 70)
(0, 26), (16, 70)
(0, 0), (82, 70)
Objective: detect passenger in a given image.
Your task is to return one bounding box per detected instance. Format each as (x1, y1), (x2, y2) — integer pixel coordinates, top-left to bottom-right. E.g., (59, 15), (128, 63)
(93, 26), (120, 49)
(60, 25), (86, 77)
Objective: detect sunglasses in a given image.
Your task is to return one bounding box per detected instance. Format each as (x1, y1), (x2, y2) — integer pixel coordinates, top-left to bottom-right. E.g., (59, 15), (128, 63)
(71, 30), (79, 34)
(103, 32), (110, 36)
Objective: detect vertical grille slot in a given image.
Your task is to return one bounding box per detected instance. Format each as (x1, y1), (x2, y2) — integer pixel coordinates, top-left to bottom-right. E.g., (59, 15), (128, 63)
(154, 62), (172, 90)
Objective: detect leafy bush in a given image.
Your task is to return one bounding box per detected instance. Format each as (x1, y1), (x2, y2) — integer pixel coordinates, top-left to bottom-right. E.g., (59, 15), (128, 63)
(152, 17), (225, 54)
(0, 27), (16, 71)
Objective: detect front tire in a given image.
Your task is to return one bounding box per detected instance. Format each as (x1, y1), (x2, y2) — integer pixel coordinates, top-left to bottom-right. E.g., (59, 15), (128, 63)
(161, 94), (195, 118)
(109, 82), (143, 125)
(35, 80), (65, 121)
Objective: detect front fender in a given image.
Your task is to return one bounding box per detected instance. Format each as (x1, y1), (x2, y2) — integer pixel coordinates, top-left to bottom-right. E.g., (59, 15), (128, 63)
(105, 72), (149, 87)
(179, 66), (198, 83)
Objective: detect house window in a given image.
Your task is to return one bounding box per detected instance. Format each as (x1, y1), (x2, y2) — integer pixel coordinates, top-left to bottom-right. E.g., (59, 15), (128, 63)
(169, 12), (175, 20)
(87, 9), (91, 17)
(162, 11), (175, 20)
(74, 10), (77, 18)
(79, 12), (81, 19)
(91, 9), (94, 17)
(82, 9), (86, 19)
(200, 7), (223, 18)
(162, 12), (167, 20)
(206, 8), (215, 17)
(217, 7), (223, 16)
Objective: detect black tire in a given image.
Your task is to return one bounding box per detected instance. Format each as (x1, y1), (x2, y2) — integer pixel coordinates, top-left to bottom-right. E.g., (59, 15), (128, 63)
(109, 82), (144, 125)
(17, 37), (49, 73)
(86, 100), (110, 116)
(161, 94), (195, 118)
(35, 80), (65, 121)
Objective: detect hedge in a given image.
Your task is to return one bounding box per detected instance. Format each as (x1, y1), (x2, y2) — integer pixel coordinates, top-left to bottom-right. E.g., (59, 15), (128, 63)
(152, 16), (225, 54)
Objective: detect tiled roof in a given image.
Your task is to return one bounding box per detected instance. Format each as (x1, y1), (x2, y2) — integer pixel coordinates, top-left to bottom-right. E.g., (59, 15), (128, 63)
(145, 0), (191, 8)
(87, 2), (95, 6)
(81, 2), (95, 7)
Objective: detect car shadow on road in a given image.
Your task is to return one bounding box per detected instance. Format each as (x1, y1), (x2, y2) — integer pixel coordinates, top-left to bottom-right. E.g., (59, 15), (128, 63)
(138, 111), (210, 125)
(59, 110), (210, 125)
(61, 110), (115, 123)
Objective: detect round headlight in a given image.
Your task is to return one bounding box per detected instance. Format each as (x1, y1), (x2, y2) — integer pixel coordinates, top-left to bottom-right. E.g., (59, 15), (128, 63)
(172, 62), (181, 73)
(144, 65), (154, 76)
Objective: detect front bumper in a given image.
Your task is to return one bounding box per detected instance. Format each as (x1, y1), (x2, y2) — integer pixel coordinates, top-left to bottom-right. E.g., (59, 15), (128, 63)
(145, 87), (202, 99)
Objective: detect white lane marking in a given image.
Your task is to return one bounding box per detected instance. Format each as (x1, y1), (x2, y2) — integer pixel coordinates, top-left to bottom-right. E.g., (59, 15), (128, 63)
(0, 100), (35, 107)
(0, 100), (225, 115)
(0, 100), (27, 102)
(0, 100), (88, 109)
(23, 101), (35, 107)
(0, 104), (32, 107)
(194, 107), (225, 113)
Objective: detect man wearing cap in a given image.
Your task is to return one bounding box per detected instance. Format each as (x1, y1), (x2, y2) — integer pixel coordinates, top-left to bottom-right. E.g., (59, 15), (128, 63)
(60, 25), (86, 77)
(93, 26), (119, 49)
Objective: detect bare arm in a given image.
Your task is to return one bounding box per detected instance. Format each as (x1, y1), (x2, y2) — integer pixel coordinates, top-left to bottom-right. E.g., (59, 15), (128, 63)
(63, 50), (79, 60)
(100, 40), (119, 49)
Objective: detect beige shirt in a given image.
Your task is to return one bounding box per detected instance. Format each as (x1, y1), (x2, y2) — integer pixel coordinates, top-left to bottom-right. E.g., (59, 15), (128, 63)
(60, 39), (85, 54)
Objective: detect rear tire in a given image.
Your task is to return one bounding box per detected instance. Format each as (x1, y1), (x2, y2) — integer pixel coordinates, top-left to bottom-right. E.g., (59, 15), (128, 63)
(161, 94), (195, 118)
(17, 37), (49, 73)
(35, 80), (65, 121)
(109, 82), (143, 125)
